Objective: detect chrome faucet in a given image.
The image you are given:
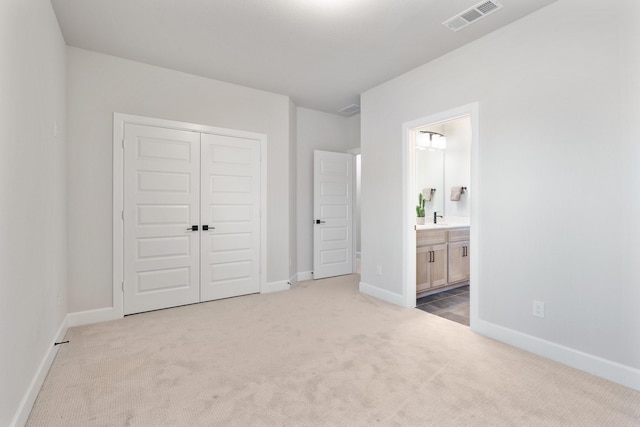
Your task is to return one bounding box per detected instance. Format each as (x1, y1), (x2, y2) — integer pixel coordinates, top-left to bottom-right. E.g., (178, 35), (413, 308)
(434, 212), (443, 224)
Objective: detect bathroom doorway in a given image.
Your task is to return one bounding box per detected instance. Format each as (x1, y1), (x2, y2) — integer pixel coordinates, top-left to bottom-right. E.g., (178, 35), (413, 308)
(401, 103), (479, 328)
(414, 116), (471, 325)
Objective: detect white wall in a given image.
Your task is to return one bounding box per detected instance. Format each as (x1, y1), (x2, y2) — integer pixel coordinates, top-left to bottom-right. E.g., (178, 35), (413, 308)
(67, 47), (294, 313)
(347, 114), (361, 150)
(361, 0), (640, 387)
(296, 108), (355, 275)
(0, 0), (68, 425)
(443, 117), (470, 218)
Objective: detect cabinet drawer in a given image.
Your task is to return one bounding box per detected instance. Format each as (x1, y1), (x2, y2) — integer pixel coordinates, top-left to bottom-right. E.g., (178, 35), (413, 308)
(417, 230), (447, 246)
(448, 228), (470, 242)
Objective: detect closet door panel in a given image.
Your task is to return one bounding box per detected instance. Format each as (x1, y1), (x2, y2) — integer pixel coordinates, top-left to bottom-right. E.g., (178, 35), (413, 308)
(200, 134), (261, 302)
(123, 124), (201, 315)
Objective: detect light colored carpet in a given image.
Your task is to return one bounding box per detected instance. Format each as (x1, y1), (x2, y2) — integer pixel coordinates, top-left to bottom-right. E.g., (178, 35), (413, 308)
(28, 274), (640, 426)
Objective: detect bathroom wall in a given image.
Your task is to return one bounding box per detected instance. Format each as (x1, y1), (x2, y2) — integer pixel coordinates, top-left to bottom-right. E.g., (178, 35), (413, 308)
(443, 117), (471, 218)
(415, 116), (471, 220)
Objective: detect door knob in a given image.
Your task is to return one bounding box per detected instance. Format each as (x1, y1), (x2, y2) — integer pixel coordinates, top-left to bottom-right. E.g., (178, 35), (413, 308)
(314, 219), (326, 224)
(202, 225), (215, 231)
(187, 225), (198, 231)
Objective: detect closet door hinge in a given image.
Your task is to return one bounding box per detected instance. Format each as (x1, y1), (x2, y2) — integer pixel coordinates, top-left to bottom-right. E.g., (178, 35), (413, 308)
(121, 281), (124, 292)
(122, 138), (125, 149)
(122, 210), (125, 220)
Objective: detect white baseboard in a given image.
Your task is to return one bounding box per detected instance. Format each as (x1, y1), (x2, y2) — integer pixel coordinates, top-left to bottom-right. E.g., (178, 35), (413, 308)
(474, 319), (640, 392)
(67, 306), (120, 327)
(288, 273), (298, 287)
(263, 280), (291, 293)
(359, 281), (405, 306)
(297, 271), (313, 282)
(10, 318), (68, 427)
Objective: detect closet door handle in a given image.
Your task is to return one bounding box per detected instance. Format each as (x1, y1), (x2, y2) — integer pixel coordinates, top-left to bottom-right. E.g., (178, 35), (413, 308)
(187, 225), (198, 231)
(202, 225), (215, 231)
(430, 251), (434, 263)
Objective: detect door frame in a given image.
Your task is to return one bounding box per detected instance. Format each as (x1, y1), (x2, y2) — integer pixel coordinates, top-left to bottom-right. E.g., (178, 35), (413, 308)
(347, 147), (360, 273)
(113, 113), (267, 318)
(401, 103), (479, 328)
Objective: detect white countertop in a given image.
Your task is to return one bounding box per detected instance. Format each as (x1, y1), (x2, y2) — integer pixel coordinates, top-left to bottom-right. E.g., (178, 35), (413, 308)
(416, 221), (470, 230)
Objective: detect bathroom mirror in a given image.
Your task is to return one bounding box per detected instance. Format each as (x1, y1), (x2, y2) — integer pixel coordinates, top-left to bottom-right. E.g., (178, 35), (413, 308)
(415, 148), (444, 218)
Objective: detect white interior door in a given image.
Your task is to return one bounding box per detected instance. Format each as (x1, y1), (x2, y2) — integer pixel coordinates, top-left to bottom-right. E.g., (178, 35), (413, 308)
(313, 150), (354, 279)
(200, 134), (261, 301)
(123, 124), (201, 315)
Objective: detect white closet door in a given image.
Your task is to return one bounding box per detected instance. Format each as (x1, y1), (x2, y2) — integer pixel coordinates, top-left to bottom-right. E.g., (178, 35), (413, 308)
(200, 134), (261, 302)
(123, 124), (201, 315)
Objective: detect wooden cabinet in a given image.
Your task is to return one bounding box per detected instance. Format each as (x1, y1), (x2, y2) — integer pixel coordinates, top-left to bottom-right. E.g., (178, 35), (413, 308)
(416, 227), (470, 295)
(448, 241), (470, 283)
(448, 228), (470, 284)
(416, 230), (448, 292)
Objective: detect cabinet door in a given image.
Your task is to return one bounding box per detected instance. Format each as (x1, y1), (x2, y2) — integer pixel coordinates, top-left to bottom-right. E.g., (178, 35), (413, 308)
(431, 243), (448, 288)
(416, 245), (430, 292)
(449, 241), (470, 284)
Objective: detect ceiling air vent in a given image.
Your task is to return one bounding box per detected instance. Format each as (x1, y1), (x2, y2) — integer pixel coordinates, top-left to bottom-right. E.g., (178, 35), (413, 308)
(338, 104), (360, 117)
(443, 0), (504, 32)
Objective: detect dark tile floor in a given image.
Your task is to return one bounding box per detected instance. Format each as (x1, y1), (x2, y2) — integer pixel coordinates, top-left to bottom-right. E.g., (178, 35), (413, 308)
(416, 285), (470, 326)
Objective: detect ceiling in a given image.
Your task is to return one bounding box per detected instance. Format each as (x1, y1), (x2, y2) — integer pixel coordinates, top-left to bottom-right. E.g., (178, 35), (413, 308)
(51, 0), (557, 114)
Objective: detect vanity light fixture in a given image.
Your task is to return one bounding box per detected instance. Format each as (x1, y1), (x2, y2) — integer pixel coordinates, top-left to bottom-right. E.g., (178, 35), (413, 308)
(417, 131), (447, 150)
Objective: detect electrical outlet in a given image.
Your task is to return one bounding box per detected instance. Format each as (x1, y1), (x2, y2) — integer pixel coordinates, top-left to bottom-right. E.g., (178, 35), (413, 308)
(376, 265), (382, 276)
(533, 300), (545, 318)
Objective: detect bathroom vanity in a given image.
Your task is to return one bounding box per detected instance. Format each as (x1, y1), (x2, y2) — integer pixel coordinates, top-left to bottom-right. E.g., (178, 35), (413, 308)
(416, 225), (469, 297)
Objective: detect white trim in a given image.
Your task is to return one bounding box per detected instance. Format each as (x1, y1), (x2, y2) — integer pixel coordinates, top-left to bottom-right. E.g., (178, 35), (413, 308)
(113, 113), (268, 318)
(67, 307), (119, 327)
(346, 147), (361, 155)
(359, 281), (405, 306)
(263, 280), (291, 293)
(288, 273), (298, 287)
(10, 318), (67, 427)
(352, 153), (357, 274)
(475, 319), (640, 391)
(401, 103), (480, 317)
(297, 271), (313, 282)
